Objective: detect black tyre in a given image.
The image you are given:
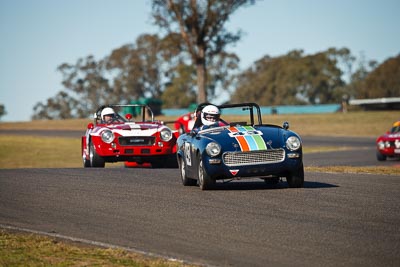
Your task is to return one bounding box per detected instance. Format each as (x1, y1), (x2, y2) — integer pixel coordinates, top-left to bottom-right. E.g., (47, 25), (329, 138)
(166, 154), (179, 168)
(83, 148), (91, 168)
(198, 157), (215, 190)
(376, 151), (387, 161)
(179, 124), (185, 135)
(263, 177), (280, 185)
(286, 163), (304, 188)
(89, 141), (105, 168)
(179, 157), (197, 186)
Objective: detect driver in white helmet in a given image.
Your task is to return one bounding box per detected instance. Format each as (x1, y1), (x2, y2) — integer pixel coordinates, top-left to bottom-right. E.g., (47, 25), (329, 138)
(199, 104), (220, 130)
(101, 107), (116, 123)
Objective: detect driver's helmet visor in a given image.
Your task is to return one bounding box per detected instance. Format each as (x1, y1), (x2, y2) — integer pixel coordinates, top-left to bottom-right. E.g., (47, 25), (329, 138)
(104, 113), (115, 119)
(203, 112), (220, 122)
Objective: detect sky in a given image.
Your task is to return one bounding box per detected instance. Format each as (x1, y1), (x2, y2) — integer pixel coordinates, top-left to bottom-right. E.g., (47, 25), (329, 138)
(1, 0), (399, 122)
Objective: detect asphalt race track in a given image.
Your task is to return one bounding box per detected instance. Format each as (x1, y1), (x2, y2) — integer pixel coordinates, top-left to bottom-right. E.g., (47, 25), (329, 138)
(1, 130), (400, 266)
(302, 136), (399, 167)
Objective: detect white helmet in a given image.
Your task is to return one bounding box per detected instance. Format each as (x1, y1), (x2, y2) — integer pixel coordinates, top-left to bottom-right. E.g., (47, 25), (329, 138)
(201, 105), (220, 126)
(101, 107), (115, 120)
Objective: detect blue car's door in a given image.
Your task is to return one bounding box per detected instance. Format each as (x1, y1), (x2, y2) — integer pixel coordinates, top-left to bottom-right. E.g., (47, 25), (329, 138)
(179, 133), (198, 179)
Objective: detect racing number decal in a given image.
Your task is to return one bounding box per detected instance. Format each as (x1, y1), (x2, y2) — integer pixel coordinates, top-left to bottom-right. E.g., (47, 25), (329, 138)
(184, 142), (192, 166)
(228, 126), (267, 151)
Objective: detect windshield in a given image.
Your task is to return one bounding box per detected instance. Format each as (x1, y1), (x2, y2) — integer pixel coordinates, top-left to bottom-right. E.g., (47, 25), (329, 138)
(390, 125), (400, 133)
(95, 104), (154, 125)
(219, 104), (260, 126)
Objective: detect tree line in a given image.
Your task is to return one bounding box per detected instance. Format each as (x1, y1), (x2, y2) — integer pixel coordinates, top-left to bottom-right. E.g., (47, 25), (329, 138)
(30, 0), (400, 120)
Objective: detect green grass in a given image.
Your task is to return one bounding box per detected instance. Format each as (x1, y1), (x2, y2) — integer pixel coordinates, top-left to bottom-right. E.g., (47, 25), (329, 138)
(0, 230), (194, 267)
(305, 165), (400, 175)
(0, 136), (81, 168)
(1, 110), (399, 137)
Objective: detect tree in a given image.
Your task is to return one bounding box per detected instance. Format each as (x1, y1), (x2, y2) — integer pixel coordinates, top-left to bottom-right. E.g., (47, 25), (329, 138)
(354, 54), (400, 99)
(58, 55), (112, 111)
(0, 104), (6, 120)
(151, 0), (254, 103)
(32, 55), (111, 119)
(343, 52), (377, 100)
(32, 34), (173, 119)
(161, 63), (198, 107)
(231, 49), (346, 105)
(32, 91), (80, 120)
(106, 33), (186, 101)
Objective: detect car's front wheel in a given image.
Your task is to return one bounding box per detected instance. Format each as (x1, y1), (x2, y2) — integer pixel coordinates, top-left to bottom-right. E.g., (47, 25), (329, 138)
(198, 157), (215, 190)
(89, 141), (105, 168)
(286, 163), (304, 188)
(82, 148), (91, 168)
(376, 151), (387, 161)
(179, 157), (196, 186)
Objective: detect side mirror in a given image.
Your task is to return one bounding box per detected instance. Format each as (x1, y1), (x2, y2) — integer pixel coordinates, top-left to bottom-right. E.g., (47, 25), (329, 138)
(87, 123), (94, 130)
(283, 121), (289, 130)
(189, 129), (198, 137)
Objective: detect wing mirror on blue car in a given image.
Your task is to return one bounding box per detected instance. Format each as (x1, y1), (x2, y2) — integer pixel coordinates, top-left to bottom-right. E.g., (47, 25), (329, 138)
(283, 121), (289, 130)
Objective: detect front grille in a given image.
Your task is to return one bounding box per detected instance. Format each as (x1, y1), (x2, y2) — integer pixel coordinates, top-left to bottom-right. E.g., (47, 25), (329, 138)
(118, 136), (155, 146)
(223, 149), (285, 166)
(389, 141), (400, 148)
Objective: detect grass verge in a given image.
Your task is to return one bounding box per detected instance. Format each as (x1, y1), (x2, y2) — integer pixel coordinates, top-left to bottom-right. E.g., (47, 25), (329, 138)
(0, 135), (82, 168)
(0, 229), (194, 267)
(305, 166), (400, 175)
(0, 110), (399, 137)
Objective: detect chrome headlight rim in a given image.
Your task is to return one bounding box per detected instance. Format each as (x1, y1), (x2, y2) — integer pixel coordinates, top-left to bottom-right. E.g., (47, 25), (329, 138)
(160, 128), (173, 142)
(206, 142), (221, 157)
(385, 141), (391, 148)
(101, 129), (115, 144)
(377, 140), (385, 149)
(286, 136), (301, 151)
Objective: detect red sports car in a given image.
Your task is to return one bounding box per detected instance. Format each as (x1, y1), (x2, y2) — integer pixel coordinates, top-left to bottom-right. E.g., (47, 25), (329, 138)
(376, 121), (400, 161)
(82, 104), (178, 168)
(174, 112), (196, 134)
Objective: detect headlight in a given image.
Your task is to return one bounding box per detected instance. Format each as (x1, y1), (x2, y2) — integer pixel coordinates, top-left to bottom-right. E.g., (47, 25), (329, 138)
(101, 130), (115, 144)
(286, 136), (301, 151)
(206, 142), (221, 157)
(160, 128), (172, 141)
(377, 141), (385, 149)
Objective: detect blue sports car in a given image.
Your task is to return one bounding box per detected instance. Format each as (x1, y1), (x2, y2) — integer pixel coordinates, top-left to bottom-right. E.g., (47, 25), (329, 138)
(176, 103), (304, 190)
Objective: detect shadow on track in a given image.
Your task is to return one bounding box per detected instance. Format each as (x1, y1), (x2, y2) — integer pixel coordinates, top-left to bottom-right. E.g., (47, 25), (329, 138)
(211, 180), (338, 191)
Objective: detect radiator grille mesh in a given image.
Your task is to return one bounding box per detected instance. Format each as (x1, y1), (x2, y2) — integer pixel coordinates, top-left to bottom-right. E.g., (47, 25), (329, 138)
(223, 149), (285, 166)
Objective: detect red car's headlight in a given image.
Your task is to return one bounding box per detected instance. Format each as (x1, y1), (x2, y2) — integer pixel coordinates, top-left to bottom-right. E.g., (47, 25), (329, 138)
(377, 141), (385, 149)
(377, 140), (390, 149)
(160, 128), (172, 142)
(101, 130), (115, 144)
